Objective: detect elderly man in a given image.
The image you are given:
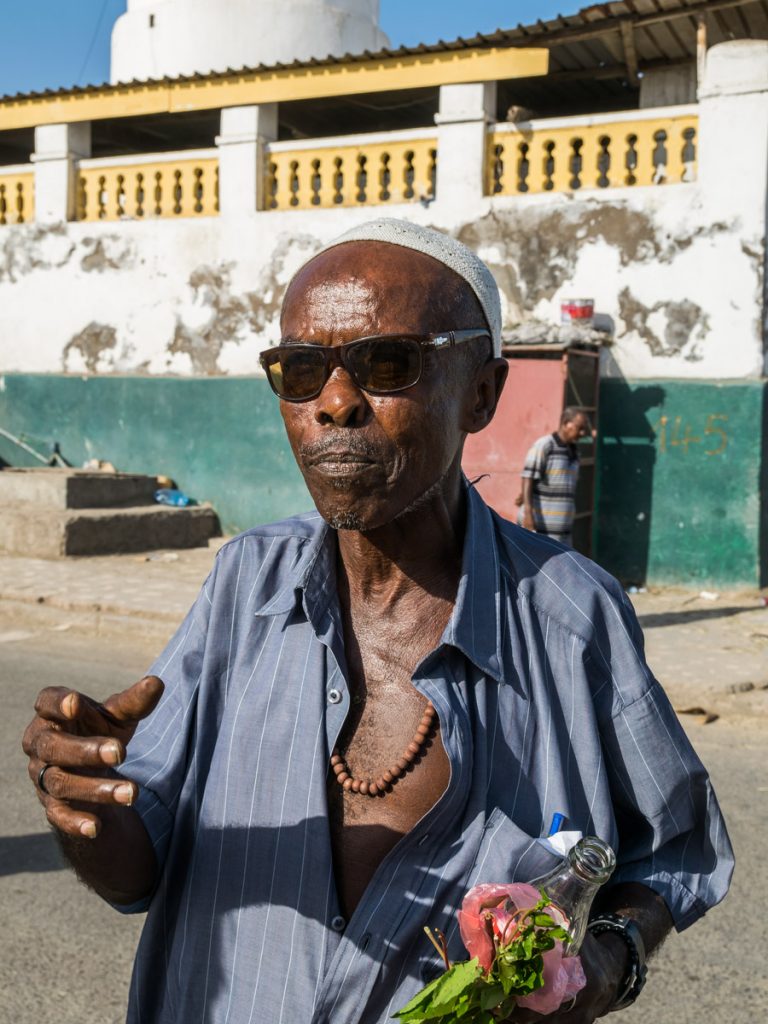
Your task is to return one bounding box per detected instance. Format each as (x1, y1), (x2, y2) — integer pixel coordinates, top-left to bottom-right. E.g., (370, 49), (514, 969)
(23, 219), (732, 1024)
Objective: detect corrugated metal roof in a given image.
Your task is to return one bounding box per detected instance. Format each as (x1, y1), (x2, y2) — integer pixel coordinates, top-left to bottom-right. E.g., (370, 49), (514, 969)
(1, 0), (765, 104)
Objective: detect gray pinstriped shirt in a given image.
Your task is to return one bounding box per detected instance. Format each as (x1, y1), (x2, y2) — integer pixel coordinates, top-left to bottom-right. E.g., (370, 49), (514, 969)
(116, 483), (733, 1024)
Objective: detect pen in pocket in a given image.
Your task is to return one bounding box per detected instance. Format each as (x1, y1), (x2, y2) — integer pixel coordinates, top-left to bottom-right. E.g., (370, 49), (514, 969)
(547, 812), (565, 837)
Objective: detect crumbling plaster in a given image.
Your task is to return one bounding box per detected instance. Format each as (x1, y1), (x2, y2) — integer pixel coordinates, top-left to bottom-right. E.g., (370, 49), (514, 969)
(0, 181), (763, 380)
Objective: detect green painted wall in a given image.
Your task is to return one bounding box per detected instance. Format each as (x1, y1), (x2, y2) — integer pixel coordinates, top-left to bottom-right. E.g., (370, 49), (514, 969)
(0, 374), (311, 534)
(1, 372), (765, 587)
(596, 378), (767, 588)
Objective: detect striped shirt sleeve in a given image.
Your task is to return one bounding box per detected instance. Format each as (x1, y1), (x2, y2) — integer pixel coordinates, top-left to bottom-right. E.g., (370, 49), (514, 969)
(113, 566), (216, 908)
(521, 436), (552, 481)
(589, 587), (734, 930)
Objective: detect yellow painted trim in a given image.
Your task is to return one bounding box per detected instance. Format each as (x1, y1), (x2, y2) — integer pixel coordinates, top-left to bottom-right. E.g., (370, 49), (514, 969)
(487, 113), (698, 195)
(0, 169), (34, 224)
(76, 156), (219, 221)
(0, 47), (548, 131)
(265, 137), (437, 211)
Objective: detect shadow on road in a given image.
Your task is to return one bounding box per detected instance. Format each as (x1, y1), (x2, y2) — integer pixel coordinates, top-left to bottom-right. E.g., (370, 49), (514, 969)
(638, 606), (764, 629)
(0, 831), (65, 876)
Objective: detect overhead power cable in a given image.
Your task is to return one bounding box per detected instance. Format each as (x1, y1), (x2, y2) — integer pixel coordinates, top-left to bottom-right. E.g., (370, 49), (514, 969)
(76, 0), (111, 86)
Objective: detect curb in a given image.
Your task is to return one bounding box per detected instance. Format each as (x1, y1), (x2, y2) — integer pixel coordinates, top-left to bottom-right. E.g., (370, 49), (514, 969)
(0, 586), (182, 621)
(0, 593), (181, 646)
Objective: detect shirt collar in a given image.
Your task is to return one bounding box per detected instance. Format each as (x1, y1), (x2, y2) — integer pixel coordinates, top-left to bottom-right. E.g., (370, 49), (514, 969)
(253, 483), (507, 685)
(439, 480), (505, 684)
(251, 518), (334, 620)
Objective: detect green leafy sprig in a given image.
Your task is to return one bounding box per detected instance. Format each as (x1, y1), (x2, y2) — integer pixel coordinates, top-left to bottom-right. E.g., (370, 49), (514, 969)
(393, 893), (569, 1024)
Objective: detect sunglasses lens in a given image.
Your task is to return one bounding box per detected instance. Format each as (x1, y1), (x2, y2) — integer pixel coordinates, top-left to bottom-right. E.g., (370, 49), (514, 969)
(267, 348), (327, 400)
(348, 338), (422, 393)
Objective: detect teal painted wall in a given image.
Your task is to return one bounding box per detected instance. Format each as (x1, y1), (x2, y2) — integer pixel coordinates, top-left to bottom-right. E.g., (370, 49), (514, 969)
(0, 374), (311, 534)
(596, 378), (767, 588)
(1, 373), (765, 587)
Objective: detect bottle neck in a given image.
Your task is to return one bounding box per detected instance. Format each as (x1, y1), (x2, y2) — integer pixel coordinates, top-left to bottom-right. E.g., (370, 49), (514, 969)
(568, 837), (616, 884)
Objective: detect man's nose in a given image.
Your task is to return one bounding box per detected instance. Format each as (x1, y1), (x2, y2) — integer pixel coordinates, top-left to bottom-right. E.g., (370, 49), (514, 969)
(313, 367), (367, 427)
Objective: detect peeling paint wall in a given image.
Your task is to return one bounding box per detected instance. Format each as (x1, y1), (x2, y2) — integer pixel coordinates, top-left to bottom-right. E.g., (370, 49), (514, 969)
(63, 322), (117, 374)
(0, 182), (763, 381)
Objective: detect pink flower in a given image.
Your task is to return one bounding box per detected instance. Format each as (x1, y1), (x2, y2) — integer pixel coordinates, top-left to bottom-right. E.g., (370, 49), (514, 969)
(456, 882), (586, 1013)
(517, 942), (586, 1015)
(457, 883), (542, 972)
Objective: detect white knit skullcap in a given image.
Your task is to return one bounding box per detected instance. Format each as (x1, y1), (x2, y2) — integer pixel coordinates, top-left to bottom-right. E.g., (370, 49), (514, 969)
(313, 218), (502, 356)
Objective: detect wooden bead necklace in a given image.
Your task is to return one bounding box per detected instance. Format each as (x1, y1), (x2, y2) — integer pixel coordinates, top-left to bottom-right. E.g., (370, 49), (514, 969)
(331, 701), (437, 797)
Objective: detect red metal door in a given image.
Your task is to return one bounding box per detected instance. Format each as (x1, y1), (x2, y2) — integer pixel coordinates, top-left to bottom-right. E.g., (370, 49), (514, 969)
(462, 356), (565, 523)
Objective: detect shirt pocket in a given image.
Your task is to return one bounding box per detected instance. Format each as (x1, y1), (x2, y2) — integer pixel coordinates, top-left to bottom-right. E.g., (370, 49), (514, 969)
(420, 809), (567, 983)
(466, 806), (566, 889)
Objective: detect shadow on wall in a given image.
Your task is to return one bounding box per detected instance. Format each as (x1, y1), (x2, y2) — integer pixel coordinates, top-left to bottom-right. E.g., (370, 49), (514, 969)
(595, 371), (666, 586)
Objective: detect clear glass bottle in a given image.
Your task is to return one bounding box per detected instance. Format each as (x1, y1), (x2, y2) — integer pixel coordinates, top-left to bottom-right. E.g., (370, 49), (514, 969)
(531, 836), (616, 955)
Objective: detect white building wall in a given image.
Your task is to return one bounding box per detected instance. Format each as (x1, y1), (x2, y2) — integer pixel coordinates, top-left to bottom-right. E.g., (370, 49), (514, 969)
(0, 179), (762, 381)
(2, 41), (765, 383)
(110, 0), (389, 83)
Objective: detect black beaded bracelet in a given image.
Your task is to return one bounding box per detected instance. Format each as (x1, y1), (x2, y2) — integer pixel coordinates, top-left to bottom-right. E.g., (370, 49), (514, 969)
(587, 913), (648, 1012)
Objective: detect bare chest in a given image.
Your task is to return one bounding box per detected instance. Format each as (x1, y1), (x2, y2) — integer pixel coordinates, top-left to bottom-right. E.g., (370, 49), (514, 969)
(327, 614), (452, 916)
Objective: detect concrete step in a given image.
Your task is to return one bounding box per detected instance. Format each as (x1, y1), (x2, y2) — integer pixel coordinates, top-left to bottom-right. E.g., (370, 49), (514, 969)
(0, 468), (159, 509)
(0, 504), (221, 558)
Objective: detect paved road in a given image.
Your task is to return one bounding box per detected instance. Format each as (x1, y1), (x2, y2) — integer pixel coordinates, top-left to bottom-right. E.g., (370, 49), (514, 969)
(1, 624), (764, 1024)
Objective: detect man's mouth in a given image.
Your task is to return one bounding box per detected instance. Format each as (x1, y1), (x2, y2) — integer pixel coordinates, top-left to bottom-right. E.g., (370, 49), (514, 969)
(300, 437), (384, 476)
(305, 452), (377, 475)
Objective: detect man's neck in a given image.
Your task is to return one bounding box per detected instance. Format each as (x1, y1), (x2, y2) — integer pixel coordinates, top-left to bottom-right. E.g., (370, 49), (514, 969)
(335, 468), (466, 612)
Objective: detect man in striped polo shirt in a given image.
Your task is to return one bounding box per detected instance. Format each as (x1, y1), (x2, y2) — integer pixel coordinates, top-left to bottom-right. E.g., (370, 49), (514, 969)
(518, 407), (592, 546)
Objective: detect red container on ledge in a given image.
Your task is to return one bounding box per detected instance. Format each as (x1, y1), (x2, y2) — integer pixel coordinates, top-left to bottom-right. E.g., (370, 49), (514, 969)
(560, 298), (594, 326)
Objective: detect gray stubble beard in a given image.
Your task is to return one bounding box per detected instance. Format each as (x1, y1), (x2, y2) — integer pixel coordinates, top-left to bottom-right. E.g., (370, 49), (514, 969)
(327, 466), (449, 533)
(327, 510), (366, 531)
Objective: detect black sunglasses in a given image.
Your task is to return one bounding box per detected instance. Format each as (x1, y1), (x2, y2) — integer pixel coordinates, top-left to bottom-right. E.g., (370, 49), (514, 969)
(259, 329), (491, 402)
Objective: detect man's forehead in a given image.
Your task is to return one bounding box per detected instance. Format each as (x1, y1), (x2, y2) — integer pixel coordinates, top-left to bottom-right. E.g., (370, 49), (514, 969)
(282, 218), (502, 355)
(287, 240), (461, 294)
(285, 275), (380, 337)
(281, 241), (466, 331)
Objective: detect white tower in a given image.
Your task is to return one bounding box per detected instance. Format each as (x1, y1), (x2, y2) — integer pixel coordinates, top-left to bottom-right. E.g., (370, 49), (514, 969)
(110, 0), (390, 84)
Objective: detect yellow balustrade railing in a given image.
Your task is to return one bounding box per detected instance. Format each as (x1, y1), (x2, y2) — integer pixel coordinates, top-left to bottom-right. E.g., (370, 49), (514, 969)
(487, 111), (698, 196)
(265, 134), (437, 211)
(76, 154), (219, 221)
(0, 169), (34, 225)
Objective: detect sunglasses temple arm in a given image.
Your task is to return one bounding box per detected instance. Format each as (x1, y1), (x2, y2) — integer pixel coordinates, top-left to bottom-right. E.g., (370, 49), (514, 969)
(432, 329), (491, 348)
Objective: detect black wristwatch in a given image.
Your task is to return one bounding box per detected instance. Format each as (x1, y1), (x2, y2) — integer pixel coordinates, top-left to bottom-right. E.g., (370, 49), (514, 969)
(587, 913), (648, 1011)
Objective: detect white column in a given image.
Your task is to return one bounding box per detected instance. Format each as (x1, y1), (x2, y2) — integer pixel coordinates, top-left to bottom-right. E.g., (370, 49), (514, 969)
(31, 123), (91, 222)
(698, 40), (768, 376)
(698, 40), (768, 226)
(433, 81), (496, 209)
(216, 104), (278, 216)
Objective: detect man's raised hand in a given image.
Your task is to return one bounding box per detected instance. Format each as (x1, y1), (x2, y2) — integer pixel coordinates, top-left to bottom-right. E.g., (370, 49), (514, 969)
(22, 675), (164, 840)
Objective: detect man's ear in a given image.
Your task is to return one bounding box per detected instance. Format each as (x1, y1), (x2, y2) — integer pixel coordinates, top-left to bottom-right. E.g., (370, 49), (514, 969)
(461, 357), (509, 434)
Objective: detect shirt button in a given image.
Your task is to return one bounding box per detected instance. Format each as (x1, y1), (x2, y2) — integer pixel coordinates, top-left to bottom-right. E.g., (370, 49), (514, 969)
(328, 688), (342, 704)
(331, 915), (346, 932)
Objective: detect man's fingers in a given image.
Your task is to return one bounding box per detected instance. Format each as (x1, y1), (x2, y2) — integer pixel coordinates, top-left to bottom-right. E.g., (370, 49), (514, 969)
(33, 686), (82, 724)
(101, 675), (165, 724)
(32, 676), (164, 735)
(31, 686), (126, 736)
(42, 794), (102, 839)
(28, 729), (126, 769)
(30, 760), (137, 807)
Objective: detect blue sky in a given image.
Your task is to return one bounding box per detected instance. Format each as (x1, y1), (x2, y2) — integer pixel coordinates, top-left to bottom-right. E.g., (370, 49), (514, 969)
(0, 1), (584, 96)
